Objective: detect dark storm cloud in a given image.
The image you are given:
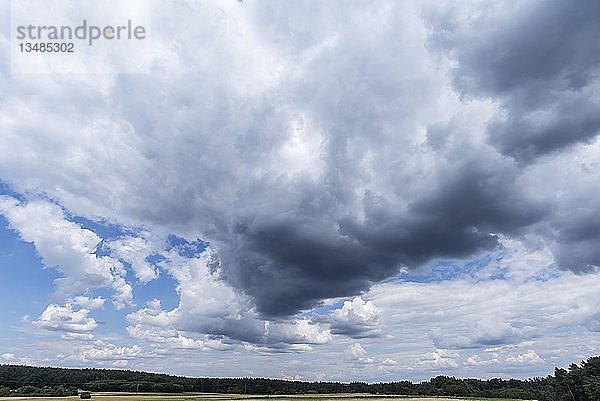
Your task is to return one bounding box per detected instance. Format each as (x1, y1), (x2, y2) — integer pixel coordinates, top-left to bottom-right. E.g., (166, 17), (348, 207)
(328, 324), (381, 339)
(551, 211), (600, 273)
(224, 216), (390, 316)
(222, 157), (548, 316)
(344, 160), (547, 263)
(428, 0), (600, 162)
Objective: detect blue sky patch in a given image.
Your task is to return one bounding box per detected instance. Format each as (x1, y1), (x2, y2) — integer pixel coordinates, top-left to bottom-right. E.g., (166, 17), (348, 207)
(398, 255), (494, 283)
(165, 234), (207, 258)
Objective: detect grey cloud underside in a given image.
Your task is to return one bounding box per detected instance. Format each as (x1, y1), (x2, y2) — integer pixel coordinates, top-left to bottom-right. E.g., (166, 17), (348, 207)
(222, 157), (547, 316)
(429, 0), (600, 162)
(328, 325), (380, 339)
(551, 211), (600, 274)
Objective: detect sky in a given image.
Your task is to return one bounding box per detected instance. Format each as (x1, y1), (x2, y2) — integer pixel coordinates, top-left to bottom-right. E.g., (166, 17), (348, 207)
(1, 0), (600, 383)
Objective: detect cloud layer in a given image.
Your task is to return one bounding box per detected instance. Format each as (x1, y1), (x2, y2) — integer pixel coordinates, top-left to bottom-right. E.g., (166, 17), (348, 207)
(0, 0), (599, 381)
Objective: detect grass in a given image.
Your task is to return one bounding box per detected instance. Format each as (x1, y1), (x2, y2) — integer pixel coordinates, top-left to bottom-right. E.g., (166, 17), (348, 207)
(4, 394), (527, 401)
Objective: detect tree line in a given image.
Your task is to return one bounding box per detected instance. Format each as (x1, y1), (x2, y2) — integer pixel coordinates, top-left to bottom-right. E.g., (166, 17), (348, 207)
(0, 355), (599, 400)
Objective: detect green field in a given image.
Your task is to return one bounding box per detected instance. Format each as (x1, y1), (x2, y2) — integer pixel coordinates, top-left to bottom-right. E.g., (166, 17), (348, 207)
(4, 393), (524, 401)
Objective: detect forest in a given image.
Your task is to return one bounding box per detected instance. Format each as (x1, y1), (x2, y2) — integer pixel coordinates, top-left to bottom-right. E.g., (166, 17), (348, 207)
(0, 355), (599, 401)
